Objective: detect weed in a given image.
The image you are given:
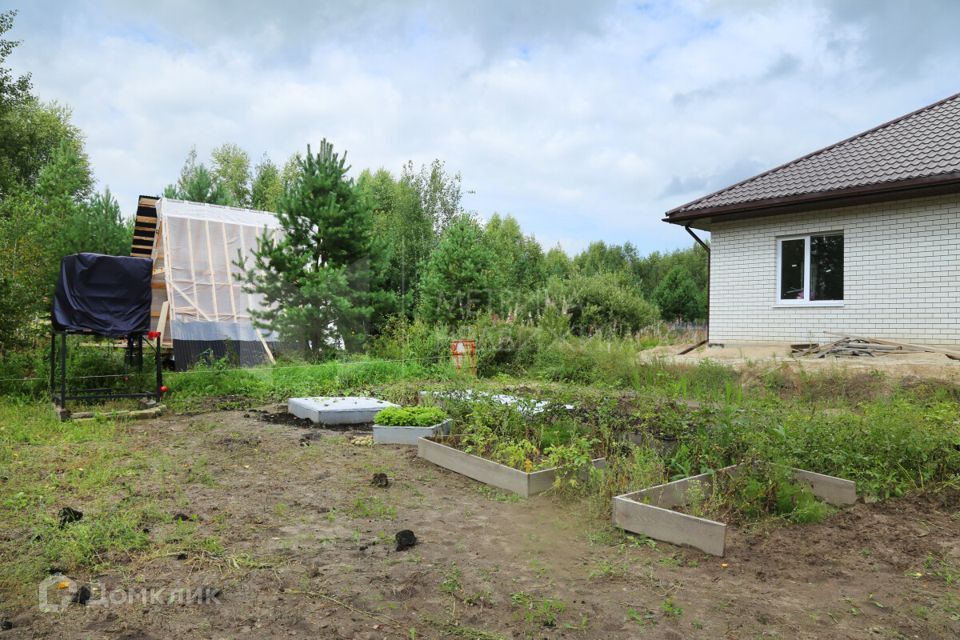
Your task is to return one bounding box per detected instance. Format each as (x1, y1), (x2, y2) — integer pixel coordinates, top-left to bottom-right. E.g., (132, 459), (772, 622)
(475, 485), (522, 503)
(440, 565), (463, 595)
(511, 592), (566, 627)
(660, 597), (683, 618)
(350, 495), (397, 520)
(589, 558), (625, 579)
(627, 607), (657, 626)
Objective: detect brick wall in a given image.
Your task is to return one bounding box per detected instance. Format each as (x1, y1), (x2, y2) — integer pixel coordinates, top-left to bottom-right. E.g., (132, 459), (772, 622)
(709, 193), (960, 344)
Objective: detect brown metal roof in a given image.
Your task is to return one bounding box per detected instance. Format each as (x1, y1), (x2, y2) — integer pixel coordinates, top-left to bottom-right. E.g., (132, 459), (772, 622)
(665, 91), (960, 225)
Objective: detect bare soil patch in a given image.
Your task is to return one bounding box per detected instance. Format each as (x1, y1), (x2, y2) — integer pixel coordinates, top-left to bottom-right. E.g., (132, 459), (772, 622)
(6, 409), (959, 639)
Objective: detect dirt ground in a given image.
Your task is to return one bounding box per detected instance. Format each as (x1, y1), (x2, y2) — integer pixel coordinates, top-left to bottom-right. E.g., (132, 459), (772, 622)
(7, 407), (960, 639)
(646, 342), (960, 383)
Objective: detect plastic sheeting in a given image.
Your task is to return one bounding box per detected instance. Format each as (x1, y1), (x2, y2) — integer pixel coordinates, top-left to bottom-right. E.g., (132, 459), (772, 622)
(157, 199), (280, 327)
(52, 253), (152, 336)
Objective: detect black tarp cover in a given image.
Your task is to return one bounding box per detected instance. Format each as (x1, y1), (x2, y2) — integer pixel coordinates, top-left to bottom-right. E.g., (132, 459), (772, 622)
(52, 253), (153, 337)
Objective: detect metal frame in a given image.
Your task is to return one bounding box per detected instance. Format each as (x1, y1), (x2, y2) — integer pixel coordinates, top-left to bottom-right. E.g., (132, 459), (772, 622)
(50, 330), (163, 410)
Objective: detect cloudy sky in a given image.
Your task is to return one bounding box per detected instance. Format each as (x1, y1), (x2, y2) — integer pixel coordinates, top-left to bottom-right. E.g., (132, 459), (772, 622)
(7, 0), (960, 255)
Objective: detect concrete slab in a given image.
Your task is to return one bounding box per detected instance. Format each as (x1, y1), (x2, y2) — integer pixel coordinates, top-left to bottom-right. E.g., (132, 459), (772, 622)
(288, 396), (398, 425)
(373, 419), (452, 445)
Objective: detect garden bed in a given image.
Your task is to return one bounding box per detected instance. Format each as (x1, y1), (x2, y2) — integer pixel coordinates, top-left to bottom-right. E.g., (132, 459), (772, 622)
(418, 435), (605, 497)
(374, 419), (452, 445)
(612, 463), (856, 556)
(418, 390), (573, 415)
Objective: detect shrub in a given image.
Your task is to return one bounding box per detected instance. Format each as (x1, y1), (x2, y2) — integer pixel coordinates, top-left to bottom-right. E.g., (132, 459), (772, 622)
(526, 274), (660, 337)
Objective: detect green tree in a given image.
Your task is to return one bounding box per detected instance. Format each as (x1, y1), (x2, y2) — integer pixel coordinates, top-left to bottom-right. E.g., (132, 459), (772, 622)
(635, 244), (708, 299)
(164, 147), (229, 204)
(0, 11), (131, 351)
(483, 213), (545, 312)
(403, 159), (462, 234)
(358, 167), (436, 324)
(58, 188), (132, 258)
(238, 140), (373, 358)
(417, 215), (494, 326)
(573, 241), (639, 280)
(653, 265), (706, 322)
(251, 154), (283, 211)
(0, 9), (34, 199)
(210, 142), (252, 206)
(543, 245), (574, 280)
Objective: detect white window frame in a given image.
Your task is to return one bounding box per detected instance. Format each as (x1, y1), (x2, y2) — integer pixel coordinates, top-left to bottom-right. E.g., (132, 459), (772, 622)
(775, 232), (844, 307)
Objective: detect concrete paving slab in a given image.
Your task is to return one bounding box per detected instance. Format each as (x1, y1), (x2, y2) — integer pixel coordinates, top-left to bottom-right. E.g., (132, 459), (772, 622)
(288, 396), (398, 425)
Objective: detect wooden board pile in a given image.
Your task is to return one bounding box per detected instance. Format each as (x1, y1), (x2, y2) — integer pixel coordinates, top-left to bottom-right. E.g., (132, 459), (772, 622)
(793, 334), (960, 360)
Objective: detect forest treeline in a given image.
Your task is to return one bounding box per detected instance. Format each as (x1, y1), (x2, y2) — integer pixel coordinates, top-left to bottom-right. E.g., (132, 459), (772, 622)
(0, 10), (706, 358)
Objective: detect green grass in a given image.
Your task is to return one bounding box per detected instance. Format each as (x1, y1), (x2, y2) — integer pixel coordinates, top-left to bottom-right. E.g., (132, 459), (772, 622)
(0, 403), (165, 605)
(3, 340), (960, 615)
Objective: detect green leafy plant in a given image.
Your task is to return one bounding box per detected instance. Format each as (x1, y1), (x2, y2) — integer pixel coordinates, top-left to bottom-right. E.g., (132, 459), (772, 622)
(374, 406), (447, 427)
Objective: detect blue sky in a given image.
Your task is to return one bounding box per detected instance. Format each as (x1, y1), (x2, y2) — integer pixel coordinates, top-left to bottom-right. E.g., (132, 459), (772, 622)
(7, 0), (960, 255)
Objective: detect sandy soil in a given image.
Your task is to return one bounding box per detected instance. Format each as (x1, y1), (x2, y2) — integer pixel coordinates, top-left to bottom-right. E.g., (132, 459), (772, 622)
(647, 342), (960, 383)
(7, 408), (960, 639)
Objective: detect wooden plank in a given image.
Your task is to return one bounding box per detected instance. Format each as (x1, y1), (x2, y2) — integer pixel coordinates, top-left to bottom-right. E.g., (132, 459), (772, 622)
(677, 339), (708, 356)
(155, 300), (169, 345)
(169, 282), (212, 321)
(220, 221), (238, 321)
(136, 215), (158, 224)
(253, 327), (276, 365)
(204, 219), (219, 317)
(186, 219), (201, 313)
(824, 332), (960, 359)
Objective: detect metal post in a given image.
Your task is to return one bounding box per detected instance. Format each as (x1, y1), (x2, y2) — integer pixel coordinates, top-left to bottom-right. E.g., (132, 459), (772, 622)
(60, 332), (67, 409)
(49, 332), (56, 400)
(155, 333), (163, 402)
(685, 225), (711, 344)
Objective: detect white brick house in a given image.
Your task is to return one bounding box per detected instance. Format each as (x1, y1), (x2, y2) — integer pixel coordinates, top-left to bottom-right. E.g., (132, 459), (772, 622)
(665, 93), (960, 345)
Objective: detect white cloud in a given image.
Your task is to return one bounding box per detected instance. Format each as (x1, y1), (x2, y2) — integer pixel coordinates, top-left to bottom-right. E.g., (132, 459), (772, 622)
(7, 0), (960, 255)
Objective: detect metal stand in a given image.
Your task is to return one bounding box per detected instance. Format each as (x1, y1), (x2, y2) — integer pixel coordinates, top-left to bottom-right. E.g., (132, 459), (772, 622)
(50, 330), (163, 412)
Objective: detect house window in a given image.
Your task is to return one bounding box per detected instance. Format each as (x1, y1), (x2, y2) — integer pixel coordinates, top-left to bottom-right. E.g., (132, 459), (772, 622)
(776, 233), (843, 303)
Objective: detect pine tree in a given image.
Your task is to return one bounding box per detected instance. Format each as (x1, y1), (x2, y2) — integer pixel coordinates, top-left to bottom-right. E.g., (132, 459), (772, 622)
(238, 140), (373, 358)
(417, 215), (494, 326)
(653, 265), (706, 322)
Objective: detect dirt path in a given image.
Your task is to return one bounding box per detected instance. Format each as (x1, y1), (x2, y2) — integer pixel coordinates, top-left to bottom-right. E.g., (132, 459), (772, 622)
(8, 409), (960, 639)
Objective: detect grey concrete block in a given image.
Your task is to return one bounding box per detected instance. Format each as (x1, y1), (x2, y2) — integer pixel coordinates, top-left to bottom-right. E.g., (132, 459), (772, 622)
(287, 396), (398, 425)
